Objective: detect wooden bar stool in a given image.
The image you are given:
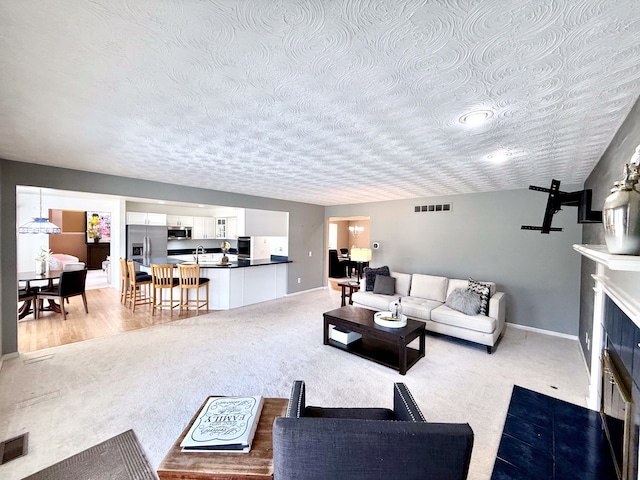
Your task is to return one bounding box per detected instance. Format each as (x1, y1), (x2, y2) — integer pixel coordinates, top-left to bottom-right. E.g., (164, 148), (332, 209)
(151, 263), (179, 316)
(177, 263), (209, 315)
(127, 261), (152, 312)
(119, 258), (130, 305)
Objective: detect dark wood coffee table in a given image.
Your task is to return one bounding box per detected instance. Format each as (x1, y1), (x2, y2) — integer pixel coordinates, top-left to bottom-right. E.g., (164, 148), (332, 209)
(323, 306), (425, 375)
(157, 397), (288, 480)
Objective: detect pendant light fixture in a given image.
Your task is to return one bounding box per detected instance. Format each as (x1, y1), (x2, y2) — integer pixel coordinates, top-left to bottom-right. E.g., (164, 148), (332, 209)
(18, 189), (61, 234)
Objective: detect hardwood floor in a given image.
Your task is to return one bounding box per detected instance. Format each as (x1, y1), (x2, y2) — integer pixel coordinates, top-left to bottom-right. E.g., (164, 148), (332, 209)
(17, 287), (207, 353)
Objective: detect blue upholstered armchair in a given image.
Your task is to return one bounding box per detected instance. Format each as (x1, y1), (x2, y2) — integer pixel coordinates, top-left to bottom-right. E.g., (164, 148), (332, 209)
(273, 381), (474, 480)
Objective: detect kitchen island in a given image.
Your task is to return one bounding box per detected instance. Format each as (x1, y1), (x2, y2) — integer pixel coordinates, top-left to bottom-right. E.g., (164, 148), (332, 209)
(134, 256), (290, 310)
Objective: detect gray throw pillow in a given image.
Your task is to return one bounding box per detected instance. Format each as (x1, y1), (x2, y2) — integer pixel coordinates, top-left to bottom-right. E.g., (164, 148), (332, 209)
(373, 274), (396, 295)
(446, 288), (481, 315)
(364, 266), (390, 292)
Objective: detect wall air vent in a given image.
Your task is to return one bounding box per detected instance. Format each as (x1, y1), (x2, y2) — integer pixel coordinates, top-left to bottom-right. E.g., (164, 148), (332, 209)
(414, 203), (452, 213)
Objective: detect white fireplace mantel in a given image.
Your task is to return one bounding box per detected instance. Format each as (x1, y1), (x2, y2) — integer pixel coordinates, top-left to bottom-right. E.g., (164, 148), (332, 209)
(573, 244), (640, 414)
(573, 244), (640, 272)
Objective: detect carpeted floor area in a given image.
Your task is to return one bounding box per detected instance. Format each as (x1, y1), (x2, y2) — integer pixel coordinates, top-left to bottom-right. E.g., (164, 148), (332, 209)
(0, 287), (589, 480)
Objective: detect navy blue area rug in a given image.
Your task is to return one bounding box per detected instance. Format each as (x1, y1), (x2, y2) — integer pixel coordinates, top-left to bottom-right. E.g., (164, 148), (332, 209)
(491, 385), (617, 480)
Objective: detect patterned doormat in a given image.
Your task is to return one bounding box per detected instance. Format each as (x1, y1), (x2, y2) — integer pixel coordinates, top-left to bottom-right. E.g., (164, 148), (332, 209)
(23, 430), (155, 480)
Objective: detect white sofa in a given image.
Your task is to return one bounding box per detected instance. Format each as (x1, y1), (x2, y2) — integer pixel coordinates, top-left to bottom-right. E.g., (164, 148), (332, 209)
(352, 271), (506, 353)
(49, 253), (86, 271)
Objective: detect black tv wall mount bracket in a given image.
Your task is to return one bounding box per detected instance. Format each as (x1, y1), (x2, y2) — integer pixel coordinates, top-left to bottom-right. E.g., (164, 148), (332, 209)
(521, 179), (602, 234)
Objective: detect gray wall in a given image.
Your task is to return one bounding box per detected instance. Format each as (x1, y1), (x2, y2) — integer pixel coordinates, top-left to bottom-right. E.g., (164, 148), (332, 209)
(1, 159), (326, 355)
(327, 187), (583, 334)
(580, 96), (640, 367)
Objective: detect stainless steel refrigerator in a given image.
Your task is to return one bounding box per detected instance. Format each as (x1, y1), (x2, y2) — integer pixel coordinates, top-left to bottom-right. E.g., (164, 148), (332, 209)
(126, 225), (168, 260)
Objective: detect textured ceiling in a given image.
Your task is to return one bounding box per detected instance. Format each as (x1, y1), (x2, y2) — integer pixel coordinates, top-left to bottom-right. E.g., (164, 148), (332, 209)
(1, 1), (640, 206)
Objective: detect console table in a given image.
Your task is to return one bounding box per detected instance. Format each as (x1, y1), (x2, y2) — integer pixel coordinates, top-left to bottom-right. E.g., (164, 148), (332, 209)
(157, 397), (288, 480)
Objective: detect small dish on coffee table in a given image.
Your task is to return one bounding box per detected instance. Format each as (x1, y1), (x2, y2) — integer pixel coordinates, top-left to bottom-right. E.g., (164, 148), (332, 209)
(374, 311), (407, 328)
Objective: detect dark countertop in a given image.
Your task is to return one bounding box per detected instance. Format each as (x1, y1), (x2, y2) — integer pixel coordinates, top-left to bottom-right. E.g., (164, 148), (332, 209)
(133, 256), (290, 269)
(167, 247), (238, 255)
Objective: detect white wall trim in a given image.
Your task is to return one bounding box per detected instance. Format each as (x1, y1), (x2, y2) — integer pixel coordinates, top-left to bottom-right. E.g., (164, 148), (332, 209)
(0, 352), (19, 371)
(505, 321), (579, 341)
(286, 286), (325, 296)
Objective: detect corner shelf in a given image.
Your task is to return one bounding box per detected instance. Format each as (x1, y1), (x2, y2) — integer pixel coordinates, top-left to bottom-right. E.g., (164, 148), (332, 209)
(572, 244), (640, 272)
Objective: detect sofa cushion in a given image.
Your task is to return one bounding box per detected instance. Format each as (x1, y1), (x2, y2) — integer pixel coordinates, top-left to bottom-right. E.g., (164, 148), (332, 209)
(431, 304), (496, 334)
(401, 296), (444, 320)
(468, 278), (491, 315)
(409, 274), (448, 303)
(373, 275), (396, 295)
(352, 291), (397, 311)
(390, 272), (412, 297)
(446, 288), (481, 316)
(364, 266), (390, 291)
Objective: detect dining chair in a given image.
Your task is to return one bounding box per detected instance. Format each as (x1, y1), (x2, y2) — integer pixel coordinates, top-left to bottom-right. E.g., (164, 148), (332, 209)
(126, 261), (153, 312)
(151, 263), (179, 315)
(36, 269), (88, 320)
(177, 263), (209, 315)
(18, 283), (38, 319)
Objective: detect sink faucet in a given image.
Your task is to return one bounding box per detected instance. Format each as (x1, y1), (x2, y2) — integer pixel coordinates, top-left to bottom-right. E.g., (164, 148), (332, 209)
(194, 244), (206, 263)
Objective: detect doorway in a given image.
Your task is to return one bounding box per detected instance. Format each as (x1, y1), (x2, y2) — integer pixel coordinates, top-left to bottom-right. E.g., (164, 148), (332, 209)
(326, 216), (370, 289)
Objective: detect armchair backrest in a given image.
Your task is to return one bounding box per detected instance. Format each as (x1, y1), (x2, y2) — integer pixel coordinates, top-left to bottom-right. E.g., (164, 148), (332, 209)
(59, 269), (88, 297)
(273, 417), (473, 480)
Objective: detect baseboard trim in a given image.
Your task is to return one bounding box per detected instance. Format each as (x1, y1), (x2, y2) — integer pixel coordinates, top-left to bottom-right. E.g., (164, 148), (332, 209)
(506, 322), (579, 341)
(286, 287), (325, 297)
(0, 352), (19, 372)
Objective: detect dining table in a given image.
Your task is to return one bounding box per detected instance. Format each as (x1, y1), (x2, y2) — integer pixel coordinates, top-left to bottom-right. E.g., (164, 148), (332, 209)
(18, 269), (63, 319)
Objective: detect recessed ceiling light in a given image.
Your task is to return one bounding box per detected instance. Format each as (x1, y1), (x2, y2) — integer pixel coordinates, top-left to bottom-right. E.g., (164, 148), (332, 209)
(198, 204), (205, 208)
(157, 200), (165, 204)
(459, 110), (494, 126)
(486, 150), (512, 164)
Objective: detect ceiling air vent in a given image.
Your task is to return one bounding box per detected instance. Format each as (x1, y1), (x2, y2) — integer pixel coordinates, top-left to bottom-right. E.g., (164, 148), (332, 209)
(414, 203), (452, 213)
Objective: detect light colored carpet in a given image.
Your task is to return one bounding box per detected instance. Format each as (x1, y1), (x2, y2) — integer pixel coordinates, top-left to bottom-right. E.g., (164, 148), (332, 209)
(0, 288), (589, 480)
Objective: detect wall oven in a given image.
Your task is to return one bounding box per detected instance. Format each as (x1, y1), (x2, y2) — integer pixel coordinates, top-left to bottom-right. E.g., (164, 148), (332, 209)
(168, 226), (192, 240)
(237, 236), (251, 259)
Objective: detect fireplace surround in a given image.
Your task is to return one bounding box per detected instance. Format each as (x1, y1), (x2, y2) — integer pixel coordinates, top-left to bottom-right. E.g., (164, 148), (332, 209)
(575, 244), (640, 479)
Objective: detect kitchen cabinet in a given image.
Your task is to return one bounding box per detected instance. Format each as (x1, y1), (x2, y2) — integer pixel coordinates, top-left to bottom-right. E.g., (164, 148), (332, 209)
(192, 216), (216, 239)
(215, 218), (227, 239)
(227, 217), (237, 239)
(166, 215), (194, 227)
(126, 212), (167, 226)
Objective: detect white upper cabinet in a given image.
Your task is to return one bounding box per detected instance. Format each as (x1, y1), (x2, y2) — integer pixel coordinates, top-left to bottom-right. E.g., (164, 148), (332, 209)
(126, 212), (167, 226)
(227, 217), (238, 239)
(215, 218), (227, 238)
(192, 216), (216, 239)
(166, 215), (194, 227)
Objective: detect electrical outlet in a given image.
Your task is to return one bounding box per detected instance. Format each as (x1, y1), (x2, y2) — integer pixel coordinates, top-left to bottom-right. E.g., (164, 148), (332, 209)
(297, 277), (301, 284)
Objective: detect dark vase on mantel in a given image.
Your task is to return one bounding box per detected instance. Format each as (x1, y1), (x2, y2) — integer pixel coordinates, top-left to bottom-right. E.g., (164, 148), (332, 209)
(603, 145), (640, 255)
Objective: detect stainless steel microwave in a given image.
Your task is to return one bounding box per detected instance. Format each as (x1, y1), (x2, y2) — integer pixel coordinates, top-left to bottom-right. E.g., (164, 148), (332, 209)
(168, 226), (192, 240)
